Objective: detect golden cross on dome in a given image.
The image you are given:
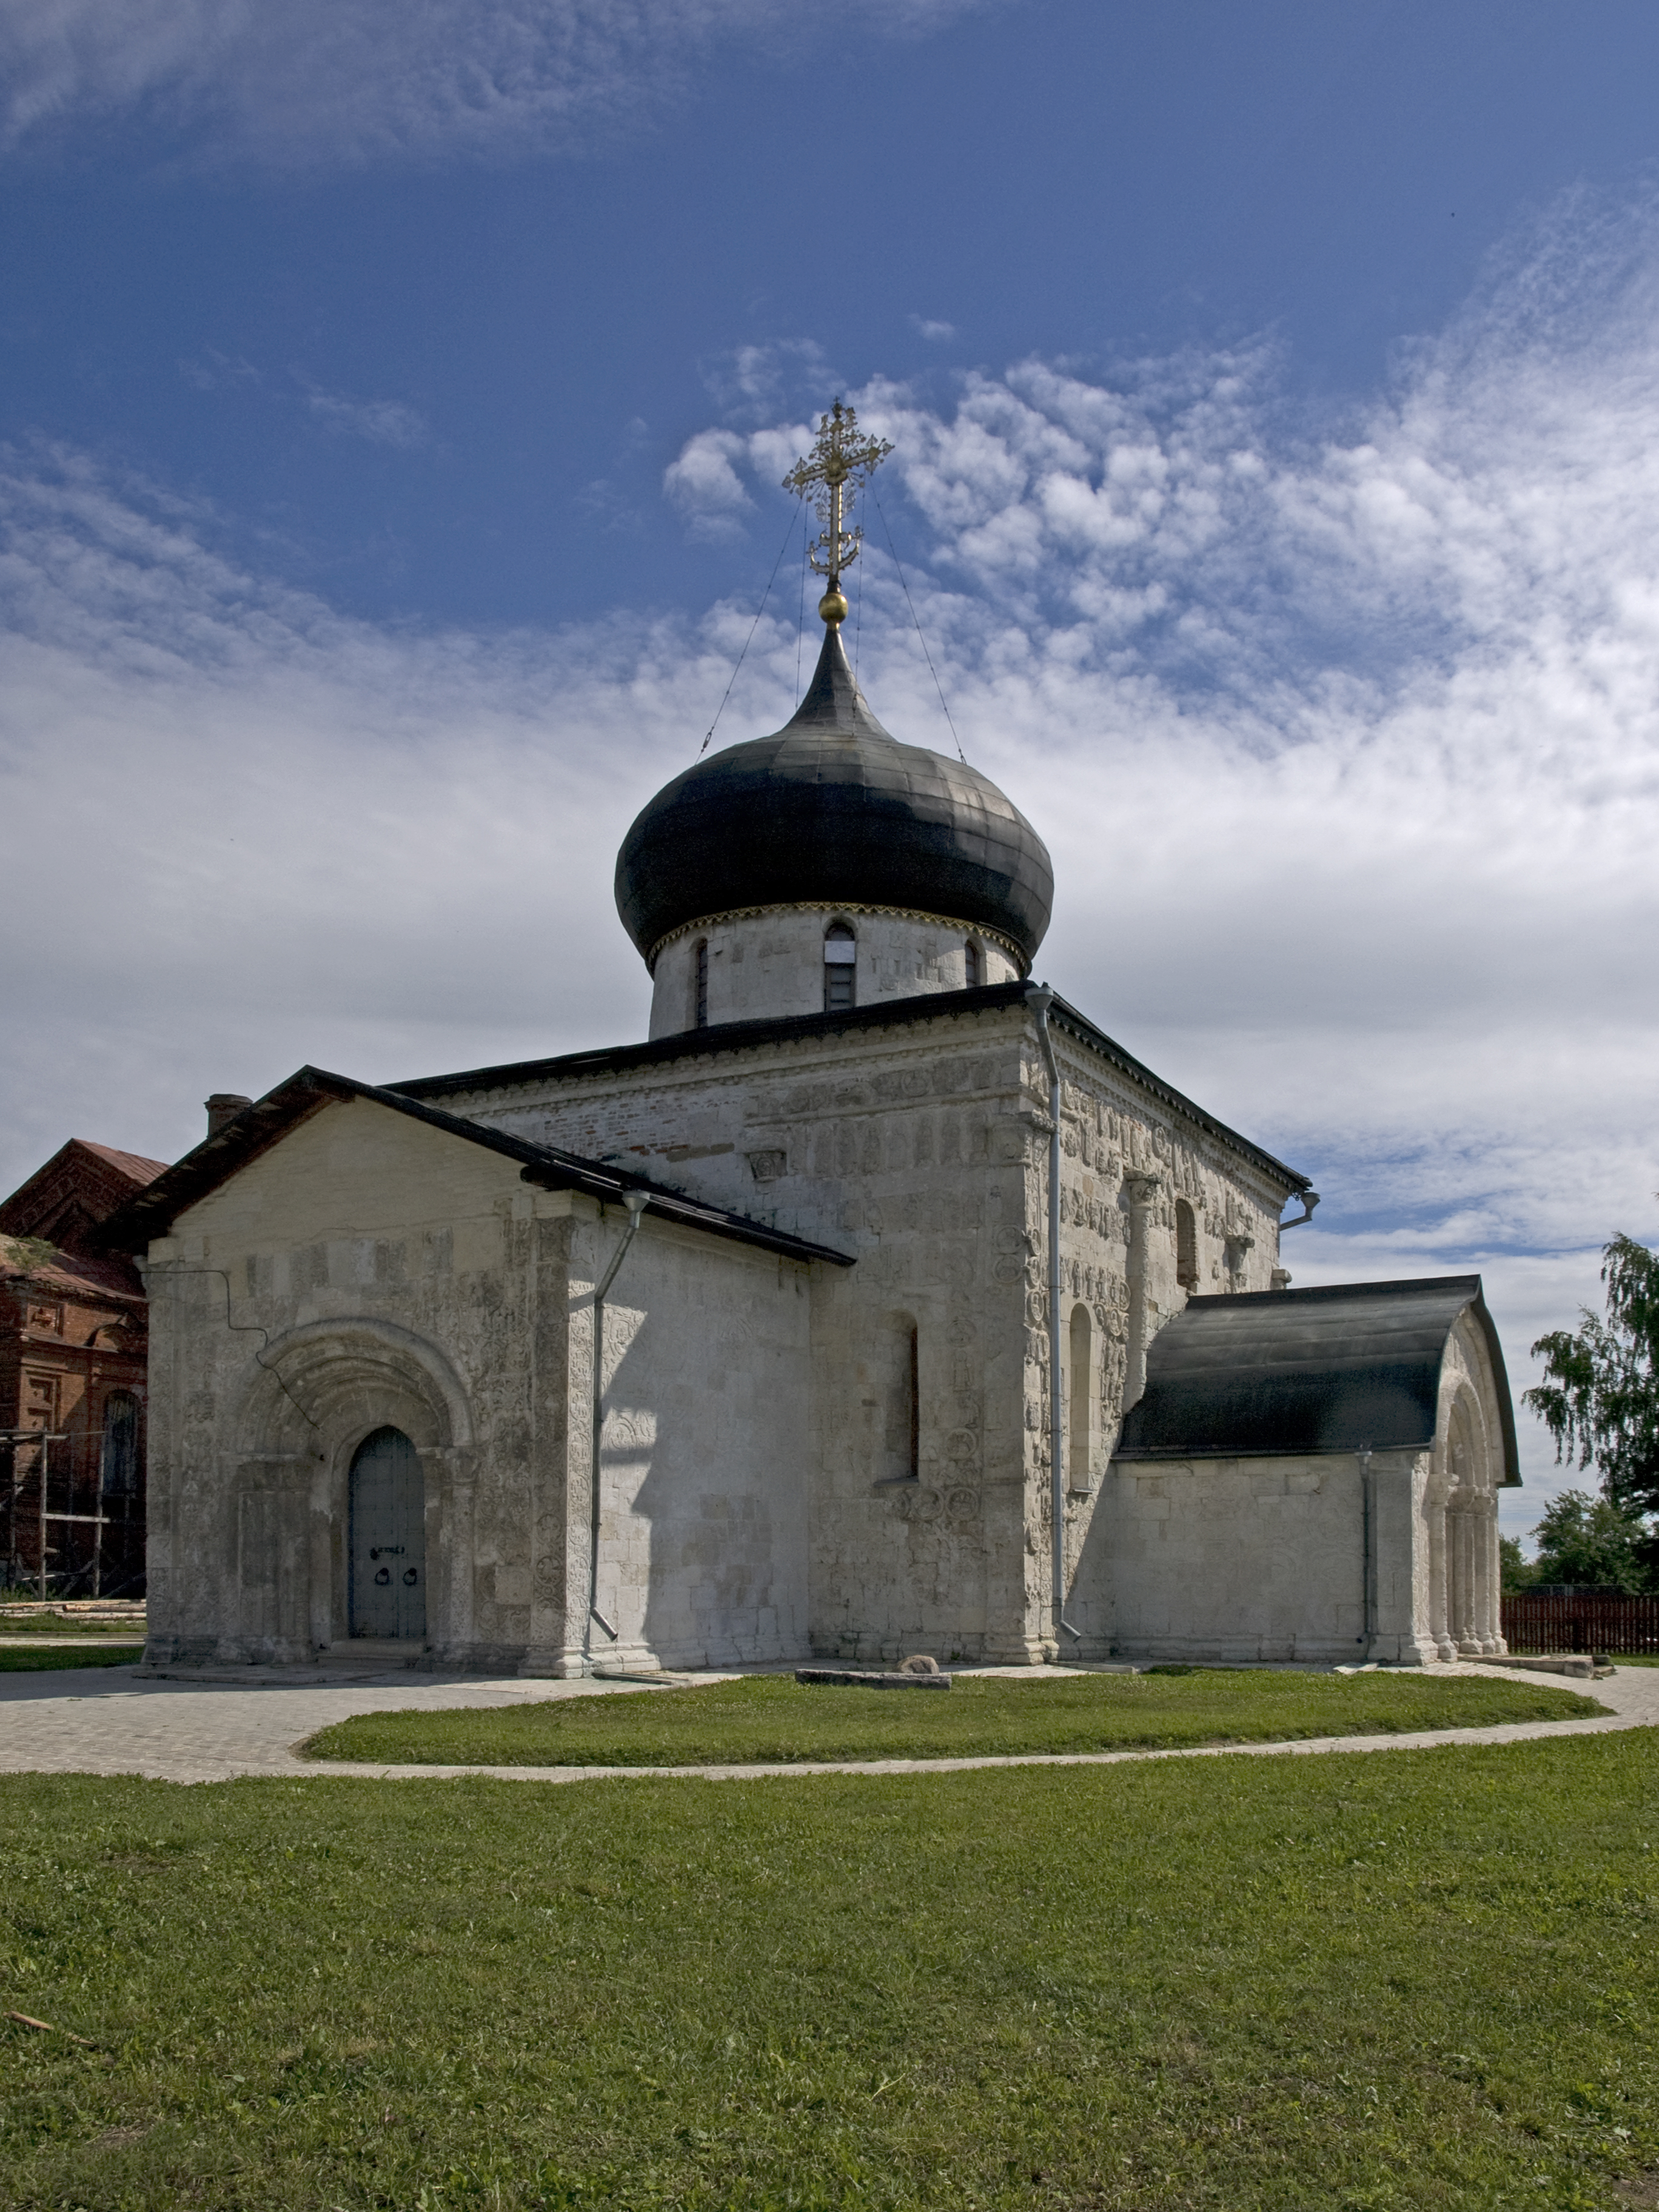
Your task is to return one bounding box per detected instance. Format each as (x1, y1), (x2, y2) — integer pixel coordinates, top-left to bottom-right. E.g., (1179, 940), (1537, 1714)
(782, 399), (894, 622)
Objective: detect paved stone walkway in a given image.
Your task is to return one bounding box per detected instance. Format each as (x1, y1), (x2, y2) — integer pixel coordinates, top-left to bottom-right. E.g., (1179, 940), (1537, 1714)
(1, 1658), (1654, 1787)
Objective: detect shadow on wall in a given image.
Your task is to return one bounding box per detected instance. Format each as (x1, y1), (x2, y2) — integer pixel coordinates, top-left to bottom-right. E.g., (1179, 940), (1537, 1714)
(601, 1264), (813, 1671)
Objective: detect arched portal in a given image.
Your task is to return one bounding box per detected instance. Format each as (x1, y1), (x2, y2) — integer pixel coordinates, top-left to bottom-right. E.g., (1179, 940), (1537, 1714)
(349, 1426), (426, 1640)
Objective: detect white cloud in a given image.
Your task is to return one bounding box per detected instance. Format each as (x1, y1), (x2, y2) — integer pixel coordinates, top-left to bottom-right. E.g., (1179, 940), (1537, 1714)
(910, 315), (956, 342)
(662, 427), (752, 540)
(6, 190), (1659, 1524)
(0, 0), (994, 166)
(301, 383), (430, 448)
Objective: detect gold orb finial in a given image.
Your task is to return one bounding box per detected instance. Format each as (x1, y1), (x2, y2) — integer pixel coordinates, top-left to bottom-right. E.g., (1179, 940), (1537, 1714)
(817, 586), (849, 626)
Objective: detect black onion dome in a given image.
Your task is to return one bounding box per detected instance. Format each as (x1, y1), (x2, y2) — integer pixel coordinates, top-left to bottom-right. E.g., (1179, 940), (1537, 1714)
(615, 625), (1054, 966)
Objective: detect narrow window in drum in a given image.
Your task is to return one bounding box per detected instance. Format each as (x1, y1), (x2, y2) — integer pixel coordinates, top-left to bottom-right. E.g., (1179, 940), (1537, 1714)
(694, 939), (709, 1028)
(964, 940), (980, 988)
(823, 921), (856, 1012)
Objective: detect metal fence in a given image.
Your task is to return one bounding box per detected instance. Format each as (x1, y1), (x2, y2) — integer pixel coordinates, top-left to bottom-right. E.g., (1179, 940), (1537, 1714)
(1501, 1593), (1659, 1656)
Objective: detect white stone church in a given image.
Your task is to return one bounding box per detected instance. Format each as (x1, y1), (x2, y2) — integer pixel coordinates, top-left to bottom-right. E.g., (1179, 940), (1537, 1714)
(115, 420), (1517, 1676)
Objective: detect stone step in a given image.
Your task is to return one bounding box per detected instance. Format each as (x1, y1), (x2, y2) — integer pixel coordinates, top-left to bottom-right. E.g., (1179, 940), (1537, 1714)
(315, 1640), (427, 1668)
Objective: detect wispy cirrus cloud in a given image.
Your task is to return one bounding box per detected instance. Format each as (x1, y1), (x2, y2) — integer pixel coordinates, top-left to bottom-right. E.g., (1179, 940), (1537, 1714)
(176, 354), (431, 448)
(0, 0), (996, 167)
(300, 382), (431, 449)
(6, 187), (1659, 1532)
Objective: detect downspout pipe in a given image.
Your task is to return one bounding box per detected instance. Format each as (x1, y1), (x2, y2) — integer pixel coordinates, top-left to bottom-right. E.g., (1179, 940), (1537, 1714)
(1357, 1443), (1376, 1657)
(1030, 988), (1082, 1653)
(587, 1189), (649, 1658)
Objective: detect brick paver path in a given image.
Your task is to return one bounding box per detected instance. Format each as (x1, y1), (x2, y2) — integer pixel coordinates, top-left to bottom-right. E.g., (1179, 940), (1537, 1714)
(1, 1660), (1654, 1786)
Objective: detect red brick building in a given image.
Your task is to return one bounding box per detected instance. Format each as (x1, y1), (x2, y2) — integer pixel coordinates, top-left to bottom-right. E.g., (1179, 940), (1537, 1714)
(0, 1141), (168, 1596)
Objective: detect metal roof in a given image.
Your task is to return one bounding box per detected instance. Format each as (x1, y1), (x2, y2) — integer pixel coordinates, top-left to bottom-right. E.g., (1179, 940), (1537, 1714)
(613, 623), (1055, 966)
(1114, 1276), (1520, 1481)
(102, 1068), (854, 1269)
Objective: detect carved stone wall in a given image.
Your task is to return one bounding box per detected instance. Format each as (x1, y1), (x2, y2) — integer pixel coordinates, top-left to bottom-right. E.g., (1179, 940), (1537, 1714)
(451, 996), (1296, 1663)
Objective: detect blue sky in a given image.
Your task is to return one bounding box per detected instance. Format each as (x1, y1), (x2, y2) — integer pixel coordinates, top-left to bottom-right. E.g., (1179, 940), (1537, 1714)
(5, 0), (1659, 1534)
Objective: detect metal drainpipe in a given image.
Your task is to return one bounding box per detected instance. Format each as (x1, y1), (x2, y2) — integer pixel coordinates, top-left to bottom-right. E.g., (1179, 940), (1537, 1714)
(586, 1190), (649, 1659)
(1030, 988), (1081, 1654)
(1358, 1443), (1375, 1657)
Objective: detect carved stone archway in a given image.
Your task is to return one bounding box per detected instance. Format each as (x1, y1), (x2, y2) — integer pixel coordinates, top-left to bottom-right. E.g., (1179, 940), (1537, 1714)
(233, 1318), (475, 1656)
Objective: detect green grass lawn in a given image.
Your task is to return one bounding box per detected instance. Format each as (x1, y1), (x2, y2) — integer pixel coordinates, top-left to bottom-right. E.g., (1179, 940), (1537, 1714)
(0, 1619), (144, 1637)
(2, 1733), (1657, 2210)
(0, 1644), (140, 1672)
(303, 1666), (1606, 1769)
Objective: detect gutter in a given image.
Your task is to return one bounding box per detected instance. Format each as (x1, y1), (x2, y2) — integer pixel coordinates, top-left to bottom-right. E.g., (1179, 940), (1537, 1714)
(1030, 988), (1082, 1653)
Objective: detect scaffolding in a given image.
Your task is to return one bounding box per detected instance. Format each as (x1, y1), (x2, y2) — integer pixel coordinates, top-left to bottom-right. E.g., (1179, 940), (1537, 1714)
(1, 1425), (144, 1600)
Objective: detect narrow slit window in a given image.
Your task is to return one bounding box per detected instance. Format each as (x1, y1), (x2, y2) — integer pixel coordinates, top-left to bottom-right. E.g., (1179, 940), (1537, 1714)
(1068, 1303), (1092, 1489)
(1175, 1198), (1198, 1290)
(694, 939), (709, 1028)
(964, 940), (980, 988)
(823, 922), (856, 1013)
(882, 1315), (919, 1482)
(908, 1322), (919, 1481)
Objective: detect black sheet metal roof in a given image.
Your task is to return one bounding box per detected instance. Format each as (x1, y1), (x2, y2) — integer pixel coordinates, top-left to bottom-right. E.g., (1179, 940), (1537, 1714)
(614, 623), (1054, 967)
(102, 1068), (854, 1269)
(1114, 1276), (1519, 1481)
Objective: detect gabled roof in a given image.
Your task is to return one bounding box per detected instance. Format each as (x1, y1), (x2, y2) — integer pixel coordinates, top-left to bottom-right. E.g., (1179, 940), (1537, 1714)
(73, 1144), (172, 1186)
(1114, 1276), (1520, 1481)
(102, 1068), (854, 1269)
(392, 981), (1311, 1199)
(0, 1138), (171, 1250)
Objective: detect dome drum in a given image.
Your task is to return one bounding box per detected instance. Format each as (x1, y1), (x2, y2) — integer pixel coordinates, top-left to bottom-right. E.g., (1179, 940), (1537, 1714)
(646, 905), (1022, 1040)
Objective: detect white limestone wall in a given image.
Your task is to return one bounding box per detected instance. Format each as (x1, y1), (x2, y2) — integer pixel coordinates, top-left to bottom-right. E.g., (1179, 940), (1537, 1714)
(139, 1097), (814, 1675)
(580, 1209), (813, 1672)
(447, 998), (1297, 1661)
(1066, 1452), (1376, 1662)
(1064, 1306), (1513, 1666)
(648, 906), (1022, 1038)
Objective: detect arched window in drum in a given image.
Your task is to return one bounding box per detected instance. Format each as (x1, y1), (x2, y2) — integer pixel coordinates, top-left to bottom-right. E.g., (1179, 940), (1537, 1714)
(694, 939), (709, 1028)
(823, 920), (857, 1013)
(964, 940), (981, 988)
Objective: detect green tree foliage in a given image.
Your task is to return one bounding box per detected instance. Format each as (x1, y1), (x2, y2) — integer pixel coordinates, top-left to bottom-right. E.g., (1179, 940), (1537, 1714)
(1499, 1535), (1537, 1594)
(1, 1235), (59, 1275)
(1524, 1488), (1654, 1593)
(1527, 1230), (1659, 1514)
(1525, 1227), (1659, 1587)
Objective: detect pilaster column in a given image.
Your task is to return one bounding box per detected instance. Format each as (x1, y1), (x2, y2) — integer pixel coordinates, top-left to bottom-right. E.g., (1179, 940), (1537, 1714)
(1455, 1499), (1481, 1656)
(1483, 1499), (1506, 1654)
